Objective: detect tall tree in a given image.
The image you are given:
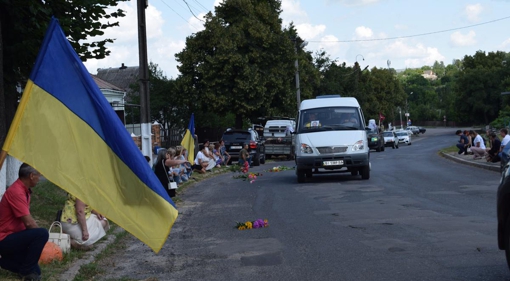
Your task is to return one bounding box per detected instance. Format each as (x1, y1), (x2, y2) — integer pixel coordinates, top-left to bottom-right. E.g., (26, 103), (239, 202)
(0, 0), (127, 148)
(175, 0), (296, 129)
(455, 51), (507, 124)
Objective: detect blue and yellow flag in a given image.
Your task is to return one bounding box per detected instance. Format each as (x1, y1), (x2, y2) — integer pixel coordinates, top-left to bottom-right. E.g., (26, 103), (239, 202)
(180, 113), (195, 163)
(0, 18), (177, 253)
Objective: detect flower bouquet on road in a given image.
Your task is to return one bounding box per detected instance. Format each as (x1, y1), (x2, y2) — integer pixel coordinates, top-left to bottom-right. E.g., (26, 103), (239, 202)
(266, 165), (295, 172)
(235, 219), (269, 230)
(233, 172), (262, 183)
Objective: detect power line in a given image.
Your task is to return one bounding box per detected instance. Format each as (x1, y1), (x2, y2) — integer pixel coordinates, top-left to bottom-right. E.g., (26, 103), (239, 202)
(183, 0), (205, 22)
(308, 15), (510, 43)
(192, 0), (208, 11)
(159, 0), (202, 30)
(185, 0), (206, 14)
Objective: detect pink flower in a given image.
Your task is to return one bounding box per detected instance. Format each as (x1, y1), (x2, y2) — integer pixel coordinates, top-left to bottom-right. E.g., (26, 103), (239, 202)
(250, 180), (255, 184)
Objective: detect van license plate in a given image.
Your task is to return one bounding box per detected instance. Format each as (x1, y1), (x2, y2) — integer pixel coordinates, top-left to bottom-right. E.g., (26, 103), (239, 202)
(231, 146), (242, 149)
(323, 160), (343, 166)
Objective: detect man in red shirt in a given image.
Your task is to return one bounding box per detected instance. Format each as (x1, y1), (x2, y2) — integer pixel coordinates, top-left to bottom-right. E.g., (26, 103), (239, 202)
(0, 163), (49, 281)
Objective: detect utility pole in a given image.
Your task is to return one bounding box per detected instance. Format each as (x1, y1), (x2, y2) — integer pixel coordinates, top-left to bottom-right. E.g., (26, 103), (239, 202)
(293, 39), (301, 110)
(137, 0), (152, 162)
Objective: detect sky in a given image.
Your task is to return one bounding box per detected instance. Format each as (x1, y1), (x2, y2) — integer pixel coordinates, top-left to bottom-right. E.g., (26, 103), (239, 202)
(83, 0), (510, 79)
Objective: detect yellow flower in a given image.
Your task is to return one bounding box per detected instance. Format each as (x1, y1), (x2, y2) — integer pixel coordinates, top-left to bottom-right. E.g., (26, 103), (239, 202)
(245, 221), (253, 229)
(238, 226), (246, 230)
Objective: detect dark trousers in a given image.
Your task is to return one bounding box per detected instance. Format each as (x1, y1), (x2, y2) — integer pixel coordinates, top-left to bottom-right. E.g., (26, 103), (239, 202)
(0, 228), (49, 275)
(456, 143), (467, 154)
(238, 156), (252, 167)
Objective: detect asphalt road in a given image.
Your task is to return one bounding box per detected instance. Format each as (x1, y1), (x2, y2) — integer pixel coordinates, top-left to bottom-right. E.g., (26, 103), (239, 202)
(95, 128), (510, 281)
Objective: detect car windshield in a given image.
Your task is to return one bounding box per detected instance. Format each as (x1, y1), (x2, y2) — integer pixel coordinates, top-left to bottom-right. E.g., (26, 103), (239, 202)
(396, 132), (407, 136)
(297, 107), (363, 133)
(383, 132), (394, 137)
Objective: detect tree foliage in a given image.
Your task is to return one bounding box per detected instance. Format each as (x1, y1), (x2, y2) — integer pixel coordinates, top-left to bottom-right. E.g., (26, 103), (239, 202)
(175, 0), (299, 128)
(455, 51), (507, 125)
(0, 0), (127, 146)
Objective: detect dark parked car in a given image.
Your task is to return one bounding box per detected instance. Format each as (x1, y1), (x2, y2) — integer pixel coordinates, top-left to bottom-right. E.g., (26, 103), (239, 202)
(497, 160), (510, 269)
(406, 126), (420, 135)
(418, 126), (426, 134)
(221, 128), (266, 166)
(367, 127), (384, 152)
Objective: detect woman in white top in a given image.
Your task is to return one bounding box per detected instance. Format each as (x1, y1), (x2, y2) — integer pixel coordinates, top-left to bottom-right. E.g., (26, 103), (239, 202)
(202, 139), (217, 171)
(192, 145), (208, 174)
(469, 130), (486, 159)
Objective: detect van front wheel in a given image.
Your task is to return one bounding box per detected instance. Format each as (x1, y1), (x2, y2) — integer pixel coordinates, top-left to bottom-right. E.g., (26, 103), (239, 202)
(297, 169), (306, 183)
(361, 165), (370, 180)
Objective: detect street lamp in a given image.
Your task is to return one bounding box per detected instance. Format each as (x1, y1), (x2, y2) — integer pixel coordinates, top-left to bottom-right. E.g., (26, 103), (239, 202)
(293, 39), (308, 110)
(397, 106), (403, 130)
(356, 54), (364, 63)
(405, 92), (413, 124)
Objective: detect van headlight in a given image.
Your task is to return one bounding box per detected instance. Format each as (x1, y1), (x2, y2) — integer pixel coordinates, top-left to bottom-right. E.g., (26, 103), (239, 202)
(352, 140), (364, 151)
(300, 143), (314, 154)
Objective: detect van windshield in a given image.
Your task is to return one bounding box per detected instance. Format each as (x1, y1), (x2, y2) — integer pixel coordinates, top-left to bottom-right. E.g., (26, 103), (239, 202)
(297, 107), (363, 133)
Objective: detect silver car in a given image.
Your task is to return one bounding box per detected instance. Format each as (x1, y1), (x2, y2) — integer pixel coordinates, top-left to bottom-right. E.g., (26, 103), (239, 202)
(383, 131), (399, 149)
(406, 126), (420, 135)
(396, 131), (412, 145)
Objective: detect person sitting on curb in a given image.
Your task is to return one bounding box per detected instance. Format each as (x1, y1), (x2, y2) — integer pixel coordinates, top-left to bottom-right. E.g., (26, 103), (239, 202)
(202, 140), (218, 171)
(61, 194), (110, 251)
(192, 145), (208, 174)
(469, 130), (486, 159)
(0, 163), (49, 281)
(463, 130), (473, 154)
(455, 130), (469, 155)
(238, 143), (252, 168)
(498, 128), (510, 161)
(486, 132), (501, 162)
(219, 139), (231, 167)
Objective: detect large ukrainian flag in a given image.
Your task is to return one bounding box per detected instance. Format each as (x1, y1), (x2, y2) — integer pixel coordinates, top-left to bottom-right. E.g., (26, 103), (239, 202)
(0, 18), (177, 253)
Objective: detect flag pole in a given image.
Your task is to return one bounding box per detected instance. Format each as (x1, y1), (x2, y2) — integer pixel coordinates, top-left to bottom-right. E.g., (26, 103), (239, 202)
(0, 150), (7, 170)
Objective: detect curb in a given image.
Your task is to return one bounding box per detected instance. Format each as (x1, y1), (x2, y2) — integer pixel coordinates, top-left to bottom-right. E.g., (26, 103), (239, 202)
(59, 227), (125, 281)
(440, 151), (501, 173)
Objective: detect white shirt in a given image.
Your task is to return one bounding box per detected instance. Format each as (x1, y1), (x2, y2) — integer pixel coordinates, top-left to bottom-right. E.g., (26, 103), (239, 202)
(194, 151), (207, 165)
(473, 135), (486, 149)
(502, 135), (510, 147)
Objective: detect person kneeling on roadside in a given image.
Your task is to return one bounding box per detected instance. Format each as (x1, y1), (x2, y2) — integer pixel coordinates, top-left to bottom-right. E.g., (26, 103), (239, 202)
(455, 129), (469, 155)
(60, 194), (110, 250)
(238, 143), (252, 168)
(191, 144), (208, 174)
(486, 132), (501, 162)
(0, 163), (48, 281)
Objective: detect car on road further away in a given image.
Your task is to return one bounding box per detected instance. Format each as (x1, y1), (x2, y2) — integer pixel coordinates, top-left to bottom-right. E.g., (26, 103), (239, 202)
(383, 131), (399, 149)
(406, 126), (420, 135)
(418, 126), (426, 134)
(367, 119), (384, 152)
(396, 130), (412, 145)
(222, 128), (266, 166)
